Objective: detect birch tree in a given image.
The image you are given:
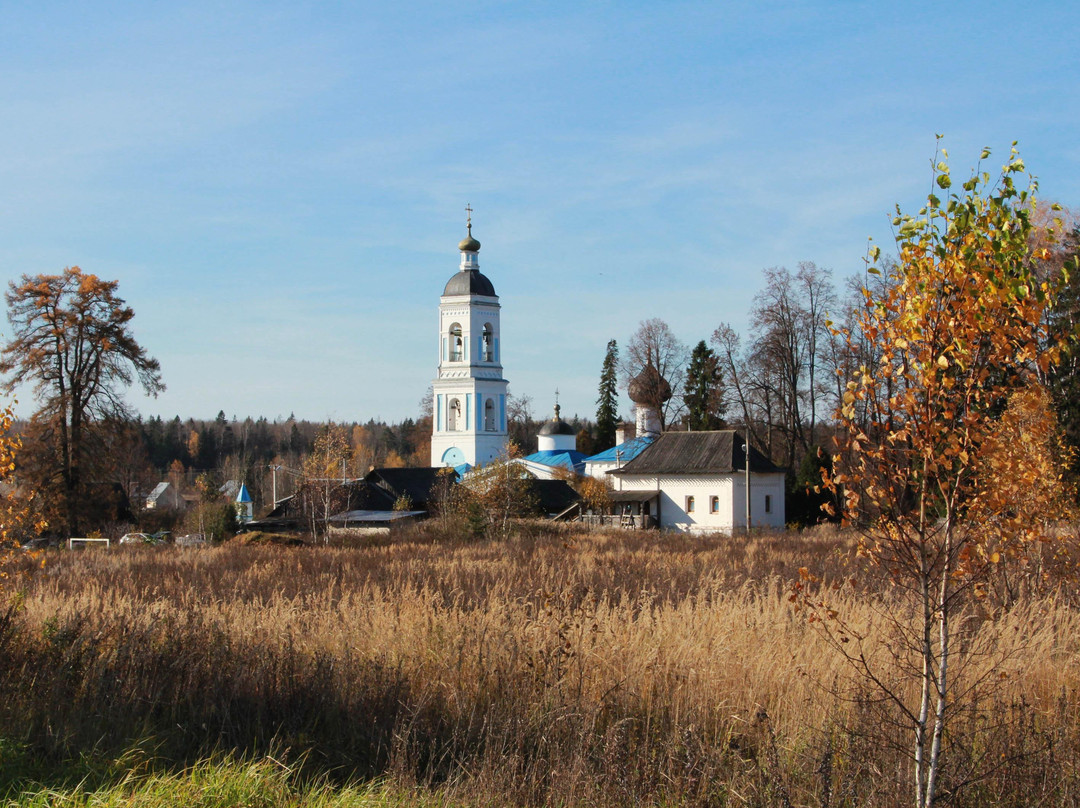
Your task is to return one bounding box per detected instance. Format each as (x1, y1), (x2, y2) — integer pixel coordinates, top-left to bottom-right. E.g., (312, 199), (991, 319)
(823, 142), (1069, 807)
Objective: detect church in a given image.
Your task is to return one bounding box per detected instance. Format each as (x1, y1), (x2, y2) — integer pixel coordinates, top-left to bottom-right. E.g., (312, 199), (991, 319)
(429, 210), (509, 469)
(425, 211), (786, 533)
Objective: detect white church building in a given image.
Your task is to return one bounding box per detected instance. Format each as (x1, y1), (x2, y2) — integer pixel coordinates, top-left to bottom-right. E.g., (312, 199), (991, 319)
(424, 209), (788, 533)
(430, 213), (509, 469)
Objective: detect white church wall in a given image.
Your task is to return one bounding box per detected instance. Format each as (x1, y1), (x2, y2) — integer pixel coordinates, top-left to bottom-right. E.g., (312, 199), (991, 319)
(614, 472), (786, 533)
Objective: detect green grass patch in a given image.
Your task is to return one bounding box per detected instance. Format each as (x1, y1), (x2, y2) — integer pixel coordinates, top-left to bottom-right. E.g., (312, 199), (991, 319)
(0, 746), (445, 808)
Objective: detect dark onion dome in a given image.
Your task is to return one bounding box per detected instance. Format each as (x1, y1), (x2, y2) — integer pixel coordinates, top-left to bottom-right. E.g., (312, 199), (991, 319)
(443, 269), (496, 296)
(628, 362), (672, 404)
(539, 404), (577, 436)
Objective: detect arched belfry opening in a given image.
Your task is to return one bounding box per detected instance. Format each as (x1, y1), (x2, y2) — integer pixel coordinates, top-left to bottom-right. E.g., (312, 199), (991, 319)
(448, 397), (462, 431)
(449, 323), (463, 362)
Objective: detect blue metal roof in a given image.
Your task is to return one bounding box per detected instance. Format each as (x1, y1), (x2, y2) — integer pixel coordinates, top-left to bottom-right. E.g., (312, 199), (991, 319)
(453, 462), (473, 476)
(522, 449), (587, 475)
(584, 434), (656, 464)
(235, 483), (252, 503)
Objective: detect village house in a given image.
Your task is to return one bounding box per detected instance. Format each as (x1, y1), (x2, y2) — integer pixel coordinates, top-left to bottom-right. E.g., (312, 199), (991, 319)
(607, 430), (786, 533)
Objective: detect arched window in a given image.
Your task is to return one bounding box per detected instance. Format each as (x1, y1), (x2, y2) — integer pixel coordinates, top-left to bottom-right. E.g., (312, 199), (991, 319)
(710, 496), (720, 514)
(449, 323), (463, 361)
(448, 398), (462, 431)
(482, 323), (493, 362)
(485, 398), (496, 431)
(686, 495), (695, 513)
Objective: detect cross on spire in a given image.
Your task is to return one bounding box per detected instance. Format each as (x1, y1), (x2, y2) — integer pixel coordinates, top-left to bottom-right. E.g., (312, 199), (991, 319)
(465, 203), (473, 234)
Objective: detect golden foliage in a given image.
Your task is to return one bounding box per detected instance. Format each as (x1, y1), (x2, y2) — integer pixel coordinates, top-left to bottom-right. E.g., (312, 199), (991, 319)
(832, 144), (1064, 571)
(824, 144), (1073, 805)
(0, 398), (45, 591)
(577, 474), (613, 513)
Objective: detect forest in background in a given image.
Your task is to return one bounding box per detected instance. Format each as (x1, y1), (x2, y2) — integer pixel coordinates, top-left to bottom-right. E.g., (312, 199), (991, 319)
(10, 395), (596, 531)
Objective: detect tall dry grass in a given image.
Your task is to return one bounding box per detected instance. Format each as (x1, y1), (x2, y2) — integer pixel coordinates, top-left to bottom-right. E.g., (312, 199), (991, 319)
(1, 524), (1077, 806)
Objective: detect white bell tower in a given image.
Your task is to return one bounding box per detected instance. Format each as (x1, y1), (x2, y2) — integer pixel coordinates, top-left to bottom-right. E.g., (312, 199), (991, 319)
(430, 208), (509, 468)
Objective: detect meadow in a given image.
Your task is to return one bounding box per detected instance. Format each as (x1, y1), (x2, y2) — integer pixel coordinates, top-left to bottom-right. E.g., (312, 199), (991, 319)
(0, 525), (1077, 807)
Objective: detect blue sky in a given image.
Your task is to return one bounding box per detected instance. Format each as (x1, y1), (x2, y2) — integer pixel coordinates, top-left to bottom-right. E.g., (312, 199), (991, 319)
(2, 1), (1078, 424)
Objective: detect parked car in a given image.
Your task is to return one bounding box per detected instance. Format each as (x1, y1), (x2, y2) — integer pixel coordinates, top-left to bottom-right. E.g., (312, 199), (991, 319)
(119, 532), (164, 545)
(21, 536), (61, 551)
(175, 533), (207, 547)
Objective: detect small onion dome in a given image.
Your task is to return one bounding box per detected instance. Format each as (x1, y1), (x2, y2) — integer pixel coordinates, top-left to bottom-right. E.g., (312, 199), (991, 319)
(628, 362), (672, 404)
(458, 225), (481, 252)
(539, 404), (577, 436)
(443, 269), (496, 296)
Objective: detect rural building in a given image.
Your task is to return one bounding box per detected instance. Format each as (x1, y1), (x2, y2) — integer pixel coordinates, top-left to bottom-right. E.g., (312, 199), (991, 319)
(608, 430), (786, 533)
(366, 466), (457, 511)
(145, 481), (185, 511)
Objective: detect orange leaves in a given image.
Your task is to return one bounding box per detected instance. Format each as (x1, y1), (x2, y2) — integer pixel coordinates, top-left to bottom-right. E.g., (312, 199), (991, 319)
(824, 145), (1070, 599)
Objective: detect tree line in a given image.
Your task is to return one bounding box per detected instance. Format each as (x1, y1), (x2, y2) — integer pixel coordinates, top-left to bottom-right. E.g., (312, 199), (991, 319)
(593, 217), (1080, 519)
(2, 200), (1077, 540)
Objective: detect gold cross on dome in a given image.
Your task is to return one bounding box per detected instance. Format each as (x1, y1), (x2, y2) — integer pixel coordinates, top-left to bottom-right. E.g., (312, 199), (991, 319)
(465, 203), (473, 232)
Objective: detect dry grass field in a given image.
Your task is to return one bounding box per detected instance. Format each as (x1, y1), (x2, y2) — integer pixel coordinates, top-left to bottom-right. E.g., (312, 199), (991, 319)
(0, 524), (1078, 806)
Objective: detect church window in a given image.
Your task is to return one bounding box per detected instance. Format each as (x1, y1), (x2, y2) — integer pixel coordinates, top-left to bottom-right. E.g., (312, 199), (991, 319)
(485, 398), (496, 431)
(448, 398), (462, 431)
(449, 323), (463, 361)
(710, 496), (719, 514)
(482, 324), (493, 362)
(765, 495), (772, 514)
(686, 495), (695, 513)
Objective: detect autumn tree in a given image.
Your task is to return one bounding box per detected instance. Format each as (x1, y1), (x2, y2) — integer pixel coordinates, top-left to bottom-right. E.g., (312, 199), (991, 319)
(576, 474), (612, 514)
(461, 442), (537, 538)
(714, 262), (836, 469)
(624, 318), (686, 429)
(1041, 222), (1080, 482)
(505, 391), (536, 453)
(1, 397), (47, 589)
(185, 471), (237, 542)
(297, 424), (352, 542)
(967, 385), (1075, 604)
(595, 339), (619, 451)
(411, 386), (434, 466)
(1, 268), (163, 535)
(682, 340), (725, 430)
(822, 143), (1068, 807)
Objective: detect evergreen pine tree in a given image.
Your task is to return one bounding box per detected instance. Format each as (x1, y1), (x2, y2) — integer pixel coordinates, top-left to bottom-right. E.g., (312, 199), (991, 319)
(595, 339), (619, 451)
(683, 340), (725, 430)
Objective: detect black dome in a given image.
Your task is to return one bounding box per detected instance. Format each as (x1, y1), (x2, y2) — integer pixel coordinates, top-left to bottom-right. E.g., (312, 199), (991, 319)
(443, 269), (496, 297)
(539, 403), (576, 436)
(539, 418), (577, 436)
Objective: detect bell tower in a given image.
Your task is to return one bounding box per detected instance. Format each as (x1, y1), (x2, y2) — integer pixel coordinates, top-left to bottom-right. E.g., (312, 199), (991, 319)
(430, 208), (509, 468)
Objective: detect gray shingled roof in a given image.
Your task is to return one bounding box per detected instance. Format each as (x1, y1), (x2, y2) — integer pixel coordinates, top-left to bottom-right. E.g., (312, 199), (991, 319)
(609, 430), (785, 476)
